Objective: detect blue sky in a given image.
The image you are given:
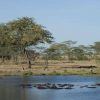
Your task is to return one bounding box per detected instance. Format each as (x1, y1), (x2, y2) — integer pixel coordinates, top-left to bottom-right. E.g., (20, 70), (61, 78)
(0, 0), (100, 45)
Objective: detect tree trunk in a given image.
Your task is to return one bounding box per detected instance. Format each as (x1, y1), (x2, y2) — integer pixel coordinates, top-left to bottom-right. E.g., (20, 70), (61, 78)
(2, 56), (5, 63)
(44, 54), (48, 70)
(28, 60), (31, 69)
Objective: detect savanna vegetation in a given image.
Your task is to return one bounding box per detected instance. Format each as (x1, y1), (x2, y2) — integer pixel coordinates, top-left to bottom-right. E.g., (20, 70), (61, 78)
(0, 17), (53, 68)
(0, 17), (100, 76)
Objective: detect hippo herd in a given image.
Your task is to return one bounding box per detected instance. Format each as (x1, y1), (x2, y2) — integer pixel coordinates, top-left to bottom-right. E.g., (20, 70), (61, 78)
(33, 83), (74, 89)
(20, 83), (100, 89)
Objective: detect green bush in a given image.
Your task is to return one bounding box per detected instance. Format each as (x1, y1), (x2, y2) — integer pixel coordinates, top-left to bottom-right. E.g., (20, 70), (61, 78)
(23, 71), (33, 76)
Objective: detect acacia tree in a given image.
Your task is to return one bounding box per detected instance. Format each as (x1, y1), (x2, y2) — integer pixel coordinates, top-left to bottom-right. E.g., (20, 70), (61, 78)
(0, 24), (13, 62)
(45, 43), (62, 60)
(45, 41), (77, 61)
(7, 17), (53, 47)
(0, 17), (53, 68)
(72, 47), (87, 60)
(93, 42), (100, 54)
(92, 42), (100, 60)
(61, 40), (77, 61)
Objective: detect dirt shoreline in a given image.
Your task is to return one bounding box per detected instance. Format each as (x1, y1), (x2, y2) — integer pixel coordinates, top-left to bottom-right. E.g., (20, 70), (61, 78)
(0, 61), (100, 76)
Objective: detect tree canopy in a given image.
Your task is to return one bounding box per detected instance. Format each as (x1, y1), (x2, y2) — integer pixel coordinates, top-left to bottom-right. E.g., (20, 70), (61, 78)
(2, 17), (53, 47)
(0, 17), (53, 54)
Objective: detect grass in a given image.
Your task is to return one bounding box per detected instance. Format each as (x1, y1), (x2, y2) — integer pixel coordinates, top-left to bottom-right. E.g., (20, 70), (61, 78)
(0, 60), (100, 76)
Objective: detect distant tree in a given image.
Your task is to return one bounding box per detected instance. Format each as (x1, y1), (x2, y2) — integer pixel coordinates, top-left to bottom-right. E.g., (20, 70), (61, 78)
(45, 43), (62, 60)
(92, 42), (100, 60)
(45, 40), (77, 61)
(72, 47), (87, 60)
(62, 40), (77, 60)
(78, 45), (94, 60)
(93, 42), (100, 54)
(0, 24), (13, 62)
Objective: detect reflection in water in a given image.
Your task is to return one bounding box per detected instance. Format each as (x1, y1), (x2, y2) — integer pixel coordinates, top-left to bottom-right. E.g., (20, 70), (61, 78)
(0, 86), (27, 100)
(0, 76), (100, 100)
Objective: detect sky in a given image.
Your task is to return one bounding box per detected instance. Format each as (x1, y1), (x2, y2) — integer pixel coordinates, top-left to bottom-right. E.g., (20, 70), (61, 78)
(0, 0), (100, 45)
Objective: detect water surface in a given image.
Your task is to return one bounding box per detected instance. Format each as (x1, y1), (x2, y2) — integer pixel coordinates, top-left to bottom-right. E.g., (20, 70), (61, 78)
(0, 75), (100, 100)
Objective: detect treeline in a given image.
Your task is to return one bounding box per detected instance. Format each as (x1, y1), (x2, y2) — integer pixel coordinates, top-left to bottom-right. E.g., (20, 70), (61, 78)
(45, 40), (100, 61)
(0, 17), (100, 66)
